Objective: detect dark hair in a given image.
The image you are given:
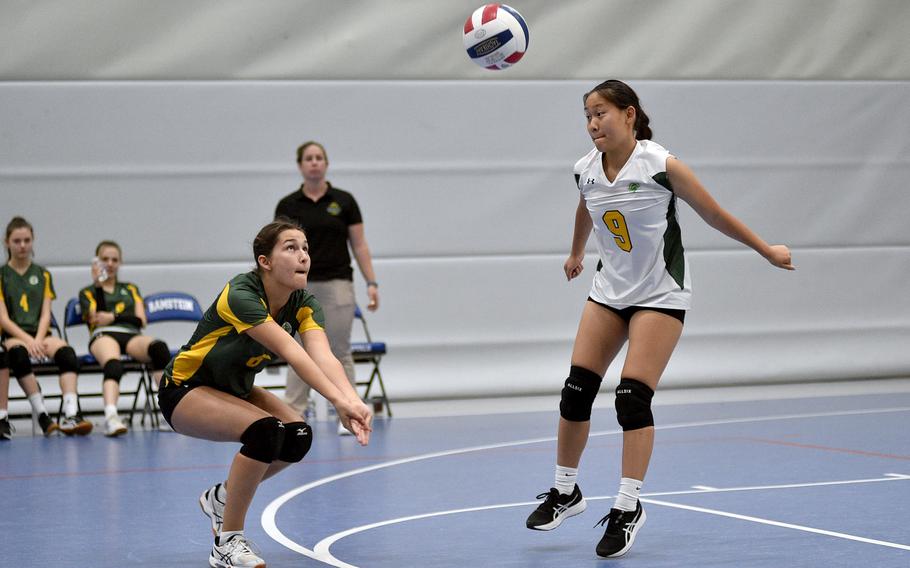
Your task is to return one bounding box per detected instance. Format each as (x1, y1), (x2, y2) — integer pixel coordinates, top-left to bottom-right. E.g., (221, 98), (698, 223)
(5, 216), (34, 260)
(296, 141), (328, 165)
(253, 218), (304, 272)
(583, 80), (653, 140)
(95, 240), (122, 258)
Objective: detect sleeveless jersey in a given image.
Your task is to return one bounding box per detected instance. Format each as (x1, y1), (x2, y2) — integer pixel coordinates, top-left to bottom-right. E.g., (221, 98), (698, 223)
(162, 271), (325, 397)
(573, 140), (692, 309)
(78, 281), (144, 336)
(0, 263), (56, 336)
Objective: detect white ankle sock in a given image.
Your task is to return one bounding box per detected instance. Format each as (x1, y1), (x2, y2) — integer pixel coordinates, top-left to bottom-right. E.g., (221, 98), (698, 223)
(104, 405), (118, 420)
(614, 477), (642, 511)
(62, 393), (78, 417)
(217, 530), (243, 546)
(0, 409), (8, 420)
(27, 392), (47, 415)
(555, 465), (578, 495)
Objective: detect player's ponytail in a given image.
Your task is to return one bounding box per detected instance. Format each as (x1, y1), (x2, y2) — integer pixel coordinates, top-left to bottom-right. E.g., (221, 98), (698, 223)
(584, 80), (653, 141)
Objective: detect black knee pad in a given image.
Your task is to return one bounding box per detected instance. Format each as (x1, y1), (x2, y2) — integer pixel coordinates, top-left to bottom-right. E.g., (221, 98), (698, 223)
(559, 365), (603, 422)
(0, 349), (8, 369)
(8, 346), (33, 378)
(277, 421), (312, 463)
(54, 346), (80, 373)
(103, 359), (124, 383)
(147, 340), (171, 370)
(615, 378), (655, 431)
(239, 417), (286, 464)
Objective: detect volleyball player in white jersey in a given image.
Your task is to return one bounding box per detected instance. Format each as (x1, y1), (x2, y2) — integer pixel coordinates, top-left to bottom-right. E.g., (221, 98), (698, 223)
(525, 80), (794, 558)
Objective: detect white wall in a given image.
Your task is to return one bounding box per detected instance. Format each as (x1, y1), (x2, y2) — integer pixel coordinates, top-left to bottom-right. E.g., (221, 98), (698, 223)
(2, 80), (908, 399)
(2, 0), (908, 80)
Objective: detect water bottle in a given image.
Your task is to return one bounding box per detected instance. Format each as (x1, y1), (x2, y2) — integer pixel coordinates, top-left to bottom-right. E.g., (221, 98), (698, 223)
(92, 257), (109, 283)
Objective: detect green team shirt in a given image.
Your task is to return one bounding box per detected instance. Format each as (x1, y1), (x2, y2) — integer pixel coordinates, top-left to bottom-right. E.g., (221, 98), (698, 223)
(78, 281), (144, 335)
(163, 271), (325, 397)
(0, 263), (56, 336)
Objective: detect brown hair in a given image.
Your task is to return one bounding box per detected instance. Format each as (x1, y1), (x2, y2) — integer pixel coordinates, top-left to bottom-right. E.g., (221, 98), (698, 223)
(95, 240), (122, 258)
(5, 216), (34, 260)
(296, 141), (328, 165)
(253, 218), (304, 272)
(583, 80), (653, 141)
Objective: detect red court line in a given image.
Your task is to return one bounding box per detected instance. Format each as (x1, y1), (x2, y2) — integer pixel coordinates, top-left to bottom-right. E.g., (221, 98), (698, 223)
(742, 437), (910, 460)
(0, 454), (406, 481)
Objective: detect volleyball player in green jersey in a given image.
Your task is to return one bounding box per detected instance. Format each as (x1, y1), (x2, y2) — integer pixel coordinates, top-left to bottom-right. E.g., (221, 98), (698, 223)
(78, 240), (171, 437)
(0, 217), (91, 436)
(158, 220), (372, 568)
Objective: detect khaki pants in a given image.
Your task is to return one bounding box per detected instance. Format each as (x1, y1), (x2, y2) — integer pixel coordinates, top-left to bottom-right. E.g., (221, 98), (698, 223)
(284, 279), (356, 415)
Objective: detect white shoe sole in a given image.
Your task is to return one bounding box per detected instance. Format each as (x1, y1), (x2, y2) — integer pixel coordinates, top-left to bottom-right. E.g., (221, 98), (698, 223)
(209, 552), (266, 568)
(530, 497), (587, 531)
(105, 426), (128, 437)
(597, 507), (647, 558)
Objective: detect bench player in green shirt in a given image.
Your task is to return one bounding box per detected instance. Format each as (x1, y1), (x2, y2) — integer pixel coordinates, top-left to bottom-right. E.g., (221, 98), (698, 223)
(0, 217), (92, 438)
(78, 240), (171, 437)
(157, 220), (373, 568)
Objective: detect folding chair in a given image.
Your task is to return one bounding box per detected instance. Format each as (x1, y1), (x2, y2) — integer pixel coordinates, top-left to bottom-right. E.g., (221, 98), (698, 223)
(351, 305), (390, 417)
(61, 298), (147, 422)
(141, 291), (205, 426)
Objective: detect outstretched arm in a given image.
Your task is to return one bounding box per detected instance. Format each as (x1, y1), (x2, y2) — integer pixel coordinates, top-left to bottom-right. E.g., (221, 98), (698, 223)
(667, 158), (794, 270)
(245, 321), (372, 444)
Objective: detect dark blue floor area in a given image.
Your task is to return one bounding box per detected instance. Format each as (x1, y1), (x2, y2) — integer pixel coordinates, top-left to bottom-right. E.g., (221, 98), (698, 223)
(2, 390), (908, 567)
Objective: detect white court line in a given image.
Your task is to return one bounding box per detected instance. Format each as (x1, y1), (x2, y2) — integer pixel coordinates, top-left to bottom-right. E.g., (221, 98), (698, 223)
(261, 405), (910, 566)
(312, 474), (910, 566)
(639, 497), (910, 551)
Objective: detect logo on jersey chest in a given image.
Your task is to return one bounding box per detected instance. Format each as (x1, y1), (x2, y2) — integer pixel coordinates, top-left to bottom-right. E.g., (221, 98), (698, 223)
(28, 275), (39, 285)
(326, 202), (342, 216)
(629, 183), (640, 192)
(282, 322), (294, 335)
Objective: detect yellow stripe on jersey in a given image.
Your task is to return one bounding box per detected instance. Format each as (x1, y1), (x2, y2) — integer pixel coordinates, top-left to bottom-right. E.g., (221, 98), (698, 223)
(296, 306), (323, 335)
(19, 293), (28, 312)
(84, 290), (98, 314)
(171, 325), (234, 384)
(216, 283), (254, 332)
(42, 270), (55, 299)
(127, 283), (143, 305)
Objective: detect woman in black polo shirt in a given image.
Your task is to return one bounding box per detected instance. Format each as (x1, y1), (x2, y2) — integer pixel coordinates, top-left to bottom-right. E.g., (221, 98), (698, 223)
(275, 141), (380, 433)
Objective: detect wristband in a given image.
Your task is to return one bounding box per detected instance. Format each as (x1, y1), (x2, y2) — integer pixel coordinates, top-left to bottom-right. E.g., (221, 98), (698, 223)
(366, 281), (379, 288)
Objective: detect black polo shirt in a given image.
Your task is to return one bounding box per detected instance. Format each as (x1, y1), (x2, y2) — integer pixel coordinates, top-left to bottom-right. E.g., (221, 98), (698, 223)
(275, 182), (363, 281)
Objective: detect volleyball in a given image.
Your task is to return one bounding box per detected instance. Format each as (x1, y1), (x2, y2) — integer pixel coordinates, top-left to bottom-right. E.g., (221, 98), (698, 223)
(463, 4), (529, 70)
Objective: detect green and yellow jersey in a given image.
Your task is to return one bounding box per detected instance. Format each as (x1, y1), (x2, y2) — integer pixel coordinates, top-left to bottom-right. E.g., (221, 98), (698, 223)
(78, 281), (144, 335)
(162, 271), (325, 397)
(0, 263), (56, 337)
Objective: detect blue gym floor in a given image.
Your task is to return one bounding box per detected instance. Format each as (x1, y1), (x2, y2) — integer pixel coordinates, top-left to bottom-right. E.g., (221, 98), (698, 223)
(2, 384), (909, 567)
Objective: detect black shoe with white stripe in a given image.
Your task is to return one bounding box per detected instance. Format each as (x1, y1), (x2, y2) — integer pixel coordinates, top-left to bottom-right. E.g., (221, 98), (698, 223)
(595, 500), (647, 558)
(526, 485), (587, 530)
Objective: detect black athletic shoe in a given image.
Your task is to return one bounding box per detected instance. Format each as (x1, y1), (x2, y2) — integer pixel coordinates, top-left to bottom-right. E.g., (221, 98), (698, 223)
(37, 413), (59, 437)
(526, 485), (587, 530)
(0, 417), (12, 440)
(595, 501), (647, 558)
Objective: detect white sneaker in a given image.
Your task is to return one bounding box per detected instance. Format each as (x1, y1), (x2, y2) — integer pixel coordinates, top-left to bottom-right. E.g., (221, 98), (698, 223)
(209, 534), (265, 568)
(105, 415), (128, 437)
(338, 420), (353, 436)
(199, 483), (225, 536)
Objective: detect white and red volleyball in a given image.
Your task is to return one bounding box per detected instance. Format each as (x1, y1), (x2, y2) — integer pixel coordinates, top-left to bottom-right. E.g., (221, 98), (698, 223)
(463, 4), (529, 70)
